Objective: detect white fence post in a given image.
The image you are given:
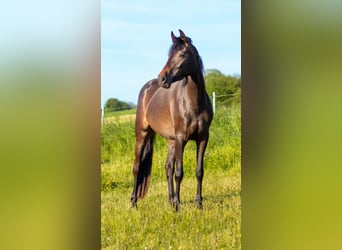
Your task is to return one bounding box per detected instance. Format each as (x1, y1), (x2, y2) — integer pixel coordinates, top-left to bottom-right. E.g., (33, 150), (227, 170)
(212, 92), (216, 114)
(101, 107), (105, 127)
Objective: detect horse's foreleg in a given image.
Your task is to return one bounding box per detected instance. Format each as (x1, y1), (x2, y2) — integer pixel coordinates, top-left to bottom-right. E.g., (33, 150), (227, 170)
(195, 137), (208, 209)
(174, 137), (186, 211)
(165, 141), (175, 203)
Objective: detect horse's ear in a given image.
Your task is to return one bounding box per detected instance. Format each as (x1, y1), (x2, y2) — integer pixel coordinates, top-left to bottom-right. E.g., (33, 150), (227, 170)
(171, 31), (177, 43)
(179, 29), (187, 43)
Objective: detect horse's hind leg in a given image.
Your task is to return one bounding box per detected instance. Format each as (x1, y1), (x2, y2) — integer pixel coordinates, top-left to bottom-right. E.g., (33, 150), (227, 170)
(131, 136), (145, 208)
(165, 140), (175, 204)
(131, 128), (154, 208)
(195, 137), (209, 209)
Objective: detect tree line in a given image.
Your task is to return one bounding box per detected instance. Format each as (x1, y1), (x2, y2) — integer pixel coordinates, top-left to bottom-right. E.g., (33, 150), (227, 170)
(204, 69), (240, 107)
(103, 98), (136, 113)
(104, 69), (240, 111)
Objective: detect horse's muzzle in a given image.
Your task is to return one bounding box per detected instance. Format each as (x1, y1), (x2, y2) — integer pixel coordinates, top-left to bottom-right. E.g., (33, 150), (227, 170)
(158, 75), (170, 88)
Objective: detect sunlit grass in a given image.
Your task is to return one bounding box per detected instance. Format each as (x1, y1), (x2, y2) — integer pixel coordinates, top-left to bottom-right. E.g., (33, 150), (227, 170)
(103, 108), (136, 118)
(101, 171), (240, 249)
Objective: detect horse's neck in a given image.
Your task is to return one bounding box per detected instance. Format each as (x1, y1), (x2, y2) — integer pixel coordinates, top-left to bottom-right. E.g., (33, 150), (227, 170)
(185, 74), (207, 111)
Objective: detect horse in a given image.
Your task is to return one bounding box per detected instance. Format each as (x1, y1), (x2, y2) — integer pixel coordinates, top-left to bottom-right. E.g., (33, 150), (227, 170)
(131, 29), (213, 211)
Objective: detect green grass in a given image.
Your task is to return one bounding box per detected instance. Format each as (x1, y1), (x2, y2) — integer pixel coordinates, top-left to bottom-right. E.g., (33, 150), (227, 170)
(104, 108), (136, 118)
(101, 105), (241, 249)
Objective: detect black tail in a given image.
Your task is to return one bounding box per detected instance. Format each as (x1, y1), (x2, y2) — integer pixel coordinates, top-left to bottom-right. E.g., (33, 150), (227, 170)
(136, 133), (155, 199)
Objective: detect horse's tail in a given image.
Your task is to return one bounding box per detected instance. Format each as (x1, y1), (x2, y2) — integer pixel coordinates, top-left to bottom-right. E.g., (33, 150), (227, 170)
(137, 133), (155, 199)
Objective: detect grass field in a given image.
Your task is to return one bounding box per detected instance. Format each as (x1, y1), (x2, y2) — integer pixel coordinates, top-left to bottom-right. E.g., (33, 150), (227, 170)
(101, 105), (241, 249)
(103, 108), (137, 118)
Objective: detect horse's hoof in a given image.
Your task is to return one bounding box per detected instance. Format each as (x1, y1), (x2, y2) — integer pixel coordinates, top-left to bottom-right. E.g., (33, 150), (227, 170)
(131, 202), (138, 209)
(172, 201), (180, 212)
(168, 196), (173, 205)
(170, 200), (179, 212)
(195, 197), (203, 209)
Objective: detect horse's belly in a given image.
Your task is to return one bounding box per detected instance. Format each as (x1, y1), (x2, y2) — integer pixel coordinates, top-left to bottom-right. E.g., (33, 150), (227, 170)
(146, 110), (175, 139)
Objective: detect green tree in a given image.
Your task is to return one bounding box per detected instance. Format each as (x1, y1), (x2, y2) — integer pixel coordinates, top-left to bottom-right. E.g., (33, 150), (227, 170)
(104, 98), (134, 112)
(205, 69), (240, 107)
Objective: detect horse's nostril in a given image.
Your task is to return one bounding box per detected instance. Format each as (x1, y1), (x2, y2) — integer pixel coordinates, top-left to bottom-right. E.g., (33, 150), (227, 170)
(158, 74), (167, 86)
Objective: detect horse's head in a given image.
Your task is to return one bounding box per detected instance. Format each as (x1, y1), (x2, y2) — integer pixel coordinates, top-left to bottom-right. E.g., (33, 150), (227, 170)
(158, 29), (202, 88)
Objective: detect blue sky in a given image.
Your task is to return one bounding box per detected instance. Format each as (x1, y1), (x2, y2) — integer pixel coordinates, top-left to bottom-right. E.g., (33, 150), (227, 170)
(101, 0), (241, 106)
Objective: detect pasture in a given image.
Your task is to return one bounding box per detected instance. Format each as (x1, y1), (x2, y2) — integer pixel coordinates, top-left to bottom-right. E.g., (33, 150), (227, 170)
(101, 105), (241, 249)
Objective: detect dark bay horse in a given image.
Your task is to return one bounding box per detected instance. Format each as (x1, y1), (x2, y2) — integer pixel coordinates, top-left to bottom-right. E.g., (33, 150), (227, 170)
(131, 30), (213, 211)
